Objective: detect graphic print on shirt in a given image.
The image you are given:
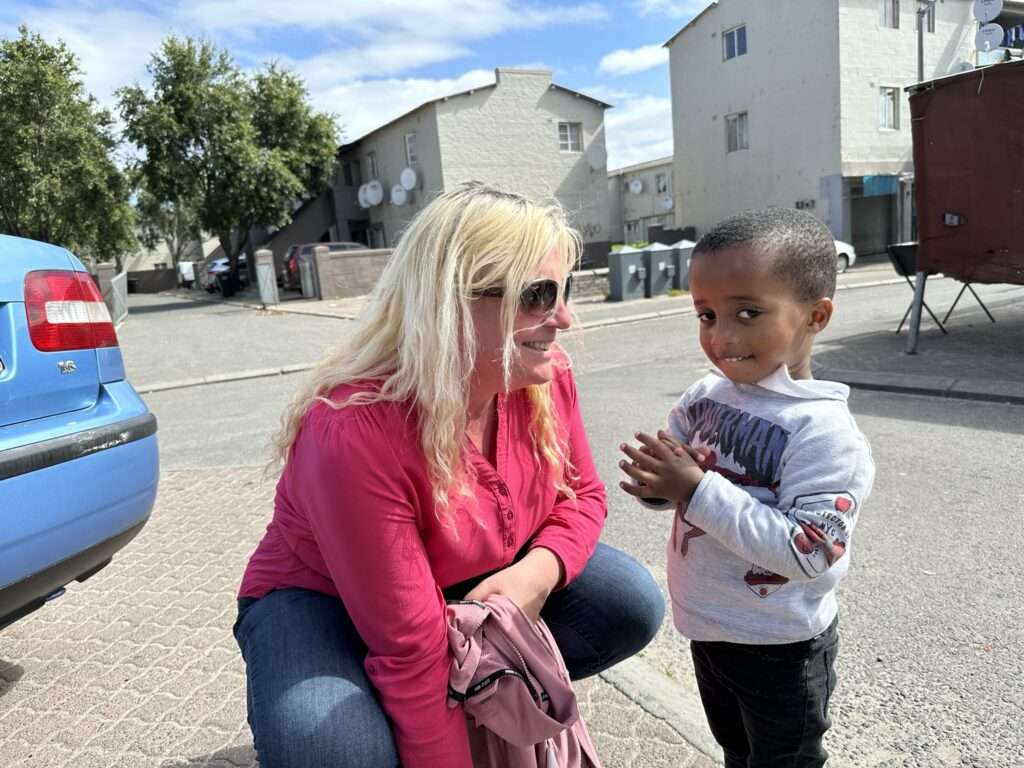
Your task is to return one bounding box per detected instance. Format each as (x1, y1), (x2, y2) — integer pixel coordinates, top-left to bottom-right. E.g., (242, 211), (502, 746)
(680, 398), (792, 598)
(787, 491), (858, 578)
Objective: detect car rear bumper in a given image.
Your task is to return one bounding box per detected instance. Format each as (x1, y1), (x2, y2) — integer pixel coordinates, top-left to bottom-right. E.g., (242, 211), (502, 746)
(0, 412), (156, 481)
(0, 517), (147, 630)
(0, 403), (159, 629)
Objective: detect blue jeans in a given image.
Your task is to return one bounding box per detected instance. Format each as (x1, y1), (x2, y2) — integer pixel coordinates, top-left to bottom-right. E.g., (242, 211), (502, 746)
(690, 616), (840, 768)
(233, 542), (664, 768)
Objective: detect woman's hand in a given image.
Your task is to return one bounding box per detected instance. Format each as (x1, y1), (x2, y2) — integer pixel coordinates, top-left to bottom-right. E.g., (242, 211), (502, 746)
(464, 547), (564, 622)
(619, 430), (706, 504)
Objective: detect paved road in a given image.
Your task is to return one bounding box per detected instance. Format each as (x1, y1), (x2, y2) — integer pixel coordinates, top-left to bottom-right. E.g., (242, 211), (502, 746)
(2, 274), (1022, 767)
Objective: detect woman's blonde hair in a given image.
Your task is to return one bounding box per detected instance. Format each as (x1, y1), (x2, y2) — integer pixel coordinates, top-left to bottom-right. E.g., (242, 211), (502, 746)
(272, 181), (581, 528)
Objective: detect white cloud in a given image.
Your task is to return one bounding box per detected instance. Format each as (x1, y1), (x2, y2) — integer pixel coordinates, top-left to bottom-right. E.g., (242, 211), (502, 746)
(179, 0), (608, 37)
(604, 94), (673, 170)
(0, 4), (171, 110)
(1, 0), (605, 124)
(629, 0), (711, 19)
(597, 44), (668, 76)
(311, 70), (497, 143)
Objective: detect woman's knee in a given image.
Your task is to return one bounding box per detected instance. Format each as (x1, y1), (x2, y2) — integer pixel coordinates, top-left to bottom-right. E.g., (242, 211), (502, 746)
(596, 544), (666, 649)
(253, 686), (399, 768)
(237, 589), (399, 768)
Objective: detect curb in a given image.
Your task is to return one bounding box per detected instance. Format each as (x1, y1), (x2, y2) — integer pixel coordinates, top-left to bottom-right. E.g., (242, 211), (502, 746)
(599, 657), (723, 763)
(136, 364), (314, 394)
(817, 367), (1024, 405)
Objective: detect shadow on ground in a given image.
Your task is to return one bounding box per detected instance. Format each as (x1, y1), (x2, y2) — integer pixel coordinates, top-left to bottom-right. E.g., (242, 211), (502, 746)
(0, 659), (25, 698)
(160, 744), (257, 768)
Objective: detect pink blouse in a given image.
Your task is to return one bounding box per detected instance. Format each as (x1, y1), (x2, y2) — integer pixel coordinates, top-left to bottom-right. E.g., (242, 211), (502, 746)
(238, 367), (607, 767)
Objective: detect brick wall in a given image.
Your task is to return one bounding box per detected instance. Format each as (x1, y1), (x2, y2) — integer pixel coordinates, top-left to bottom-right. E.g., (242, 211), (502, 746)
(314, 248), (392, 300)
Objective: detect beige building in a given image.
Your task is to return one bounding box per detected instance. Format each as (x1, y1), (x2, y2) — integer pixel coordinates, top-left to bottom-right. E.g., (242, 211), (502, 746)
(608, 156), (675, 244)
(325, 68), (613, 264)
(665, 0), (1021, 255)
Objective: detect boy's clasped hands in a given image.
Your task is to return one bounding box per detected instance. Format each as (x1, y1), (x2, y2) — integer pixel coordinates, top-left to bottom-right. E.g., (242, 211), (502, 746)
(618, 431), (709, 504)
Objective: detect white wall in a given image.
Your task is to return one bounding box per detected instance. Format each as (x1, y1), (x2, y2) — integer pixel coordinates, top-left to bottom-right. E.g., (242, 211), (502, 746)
(837, 0), (976, 176)
(616, 158), (674, 241)
(436, 69), (610, 243)
(334, 104), (443, 247)
(668, 0), (842, 237)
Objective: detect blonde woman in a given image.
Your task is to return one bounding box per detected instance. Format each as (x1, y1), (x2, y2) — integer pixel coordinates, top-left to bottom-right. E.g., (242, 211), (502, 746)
(233, 182), (664, 768)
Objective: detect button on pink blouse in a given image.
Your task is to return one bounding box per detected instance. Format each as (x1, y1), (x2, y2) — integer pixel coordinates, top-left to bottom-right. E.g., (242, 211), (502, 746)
(238, 366), (607, 767)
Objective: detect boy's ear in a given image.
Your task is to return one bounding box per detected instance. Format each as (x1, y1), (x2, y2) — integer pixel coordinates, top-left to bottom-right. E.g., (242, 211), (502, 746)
(807, 297), (834, 334)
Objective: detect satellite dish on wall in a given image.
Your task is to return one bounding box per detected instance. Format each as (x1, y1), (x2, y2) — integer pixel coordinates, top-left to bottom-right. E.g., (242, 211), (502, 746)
(628, 178), (644, 195)
(657, 194), (673, 213)
(391, 185), (408, 206)
(586, 143), (607, 171)
(975, 22), (1005, 52)
(949, 60), (975, 74)
(365, 179), (384, 206)
(400, 167), (418, 191)
(973, 0), (1003, 23)
(357, 184), (371, 209)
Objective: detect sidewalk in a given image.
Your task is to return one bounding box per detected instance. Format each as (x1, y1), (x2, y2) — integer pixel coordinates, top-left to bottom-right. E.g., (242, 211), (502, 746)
(155, 272), (1024, 405)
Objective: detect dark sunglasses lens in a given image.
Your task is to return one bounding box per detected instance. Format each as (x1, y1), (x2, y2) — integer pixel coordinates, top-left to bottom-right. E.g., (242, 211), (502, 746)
(520, 280), (560, 315)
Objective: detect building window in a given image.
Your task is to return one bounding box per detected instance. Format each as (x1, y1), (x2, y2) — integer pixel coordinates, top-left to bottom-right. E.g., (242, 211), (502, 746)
(655, 172), (669, 194)
(367, 151), (378, 180)
(723, 25), (747, 60)
(342, 161), (354, 187)
(558, 122), (582, 152)
(880, 0), (899, 29)
(404, 132), (418, 165)
(879, 87), (900, 130)
(726, 112), (749, 152)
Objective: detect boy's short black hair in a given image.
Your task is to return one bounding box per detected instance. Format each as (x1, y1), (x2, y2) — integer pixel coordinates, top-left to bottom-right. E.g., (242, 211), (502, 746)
(692, 207), (837, 301)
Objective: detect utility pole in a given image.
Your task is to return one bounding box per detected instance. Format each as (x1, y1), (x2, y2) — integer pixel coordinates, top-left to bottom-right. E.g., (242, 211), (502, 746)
(917, 0), (939, 83)
(907, 0), (939, 354)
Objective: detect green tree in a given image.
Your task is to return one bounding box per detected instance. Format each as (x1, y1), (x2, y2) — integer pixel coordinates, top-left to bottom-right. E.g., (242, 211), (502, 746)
(119, 37), (337, 280)
(133, 178), (202, 269)
(0, 26), (135, 264)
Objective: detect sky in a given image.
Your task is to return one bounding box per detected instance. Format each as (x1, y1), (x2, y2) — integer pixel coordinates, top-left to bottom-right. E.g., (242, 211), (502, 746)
(1, 0), (711, 170)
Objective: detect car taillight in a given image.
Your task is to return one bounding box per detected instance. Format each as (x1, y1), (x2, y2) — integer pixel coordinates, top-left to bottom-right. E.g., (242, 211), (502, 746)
(24, 270), (119, 352)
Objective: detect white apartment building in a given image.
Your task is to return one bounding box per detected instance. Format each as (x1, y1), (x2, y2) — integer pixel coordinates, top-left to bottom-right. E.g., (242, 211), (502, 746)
(608, 156), (675, 244)
(665, 0), (1022, 255)
(327, 68), (612, 264)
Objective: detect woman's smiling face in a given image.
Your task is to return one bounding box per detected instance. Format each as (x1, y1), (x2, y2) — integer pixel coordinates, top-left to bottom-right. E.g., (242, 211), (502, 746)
(470, 247), (572, 395)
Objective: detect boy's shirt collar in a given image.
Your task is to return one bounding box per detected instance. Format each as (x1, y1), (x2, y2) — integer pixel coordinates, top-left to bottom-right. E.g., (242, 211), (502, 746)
(709, 363), (849, 402)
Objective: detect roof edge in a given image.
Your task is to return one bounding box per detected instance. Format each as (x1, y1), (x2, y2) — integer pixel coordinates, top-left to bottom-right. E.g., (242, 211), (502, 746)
(608, 155), (674, 175)
(663, 1), (719, 48)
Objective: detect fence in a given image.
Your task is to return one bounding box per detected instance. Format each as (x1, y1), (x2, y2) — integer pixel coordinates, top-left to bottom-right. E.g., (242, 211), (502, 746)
(109, 271), (129, 327)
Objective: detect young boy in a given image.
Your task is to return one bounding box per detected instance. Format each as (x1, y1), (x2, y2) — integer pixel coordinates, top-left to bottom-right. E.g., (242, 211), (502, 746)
(619, 207), (874, 768)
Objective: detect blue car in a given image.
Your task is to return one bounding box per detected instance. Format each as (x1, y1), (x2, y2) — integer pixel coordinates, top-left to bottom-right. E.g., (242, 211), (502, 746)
(0, 235), (159, 630)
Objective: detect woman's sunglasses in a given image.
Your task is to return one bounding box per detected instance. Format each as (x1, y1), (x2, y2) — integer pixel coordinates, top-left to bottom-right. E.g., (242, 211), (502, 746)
(475, 275), (573, 317)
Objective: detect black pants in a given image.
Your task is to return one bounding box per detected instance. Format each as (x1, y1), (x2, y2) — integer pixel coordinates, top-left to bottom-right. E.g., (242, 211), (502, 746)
(690, 617), (839, 768)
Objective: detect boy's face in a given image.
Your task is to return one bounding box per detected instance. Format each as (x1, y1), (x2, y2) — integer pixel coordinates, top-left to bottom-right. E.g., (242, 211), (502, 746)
(688, 246), (833, 384)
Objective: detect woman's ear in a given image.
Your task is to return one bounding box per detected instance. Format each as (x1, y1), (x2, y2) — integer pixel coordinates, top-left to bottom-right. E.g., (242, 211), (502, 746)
(807, 297), (834, 334)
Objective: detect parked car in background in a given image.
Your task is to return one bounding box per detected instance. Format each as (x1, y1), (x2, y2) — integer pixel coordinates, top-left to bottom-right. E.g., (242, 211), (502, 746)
(834, 240), (857, 273)
(204, 254), (248, 293)
(283, 241), (365, 291)
(0, 235), (159, 631)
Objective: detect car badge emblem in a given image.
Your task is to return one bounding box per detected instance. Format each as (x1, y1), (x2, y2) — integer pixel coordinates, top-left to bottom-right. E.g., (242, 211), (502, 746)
(58, 360), (77, 375)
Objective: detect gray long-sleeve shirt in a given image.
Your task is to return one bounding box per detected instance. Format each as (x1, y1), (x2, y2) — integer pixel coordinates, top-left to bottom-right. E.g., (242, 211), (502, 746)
(656, 365), (875, 644)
